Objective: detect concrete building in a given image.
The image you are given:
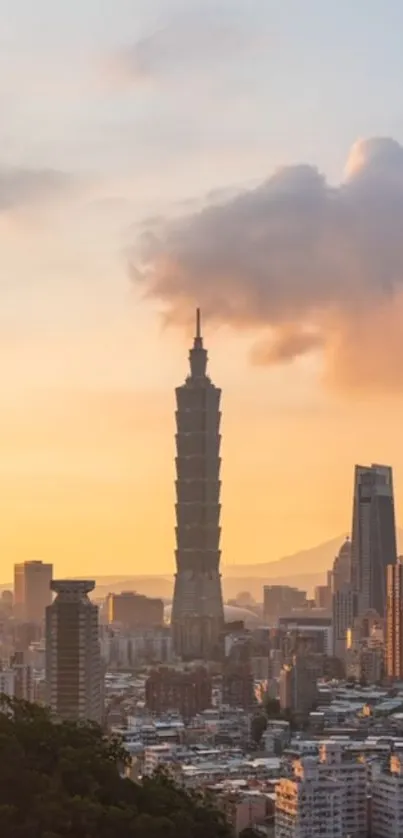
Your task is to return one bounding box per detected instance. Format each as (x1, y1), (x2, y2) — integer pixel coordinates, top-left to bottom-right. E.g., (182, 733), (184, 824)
(275, 757), (342, 838)
(386, 561), (403, 679)
(351, 464), (397, 617)
(171, 309), (224, 660)
(314, 585), (331, 609)
(332, 585), (358, 661)
(107, 592), (164, 629)
(276, 742), (367, 838)
(372, 754), (403, 838)
(331, 538), (351, 594)
(278, 615), (332, 656)
(145, 666), (212, 719)
(45, 580), (103, 723)
(14, 560), (53, 623)
(279, 654), (320, 720)
(263, 586), (307, 624)
(222, 662), (254, 710)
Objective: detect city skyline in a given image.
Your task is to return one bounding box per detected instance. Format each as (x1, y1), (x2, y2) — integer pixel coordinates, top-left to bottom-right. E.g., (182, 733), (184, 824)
(3, 1), (403, 578)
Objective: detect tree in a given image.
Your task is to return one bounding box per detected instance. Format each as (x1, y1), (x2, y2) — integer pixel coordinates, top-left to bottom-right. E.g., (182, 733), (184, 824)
(0, 697), (233, 838)
(264, 697), (281, 719)
(250, 713), (267, 745)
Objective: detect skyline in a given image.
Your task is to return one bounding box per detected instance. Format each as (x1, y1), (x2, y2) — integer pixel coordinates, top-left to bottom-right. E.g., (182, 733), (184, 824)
(3, 1), (403, 578)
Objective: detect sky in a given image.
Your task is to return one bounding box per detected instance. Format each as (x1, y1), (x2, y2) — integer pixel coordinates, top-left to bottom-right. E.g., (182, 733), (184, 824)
(2, 0), (403, 580)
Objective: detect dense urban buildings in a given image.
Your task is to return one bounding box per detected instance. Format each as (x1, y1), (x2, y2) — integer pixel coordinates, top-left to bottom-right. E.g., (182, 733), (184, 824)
(263, 585), (307, 624)
(351, 463), (397, 617)
(107, 591), (164, 629)
(275, 757), (343, 838)
(14, 560), (53, 623)
(45, 580), (103, 723)
(171, 309), (224, 660)
(386, 561), (403, 679)
(145, 666), (212, 719)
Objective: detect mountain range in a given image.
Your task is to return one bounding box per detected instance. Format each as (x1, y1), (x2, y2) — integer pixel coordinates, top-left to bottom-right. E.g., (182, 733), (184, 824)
(2, 530), (401, 601)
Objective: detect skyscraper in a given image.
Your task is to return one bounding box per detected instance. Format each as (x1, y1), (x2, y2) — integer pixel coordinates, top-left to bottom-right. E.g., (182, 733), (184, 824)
(351, 464), (397, 617)
(14, 560), (53, 623)
(386, 561), (403, 680)
(45, 580), (103, 723)
(171, 309), (224, 660)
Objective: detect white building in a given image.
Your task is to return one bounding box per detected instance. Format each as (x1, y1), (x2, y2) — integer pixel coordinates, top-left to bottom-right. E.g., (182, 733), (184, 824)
(372, 754), (403, 838)
(275, 741), (367, 838)
(275, 757), (342, 838)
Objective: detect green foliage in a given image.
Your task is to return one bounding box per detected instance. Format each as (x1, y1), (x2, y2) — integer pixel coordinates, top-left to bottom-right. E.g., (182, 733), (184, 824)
(0, 696), (233, 838)
(264, 697), (281, 719)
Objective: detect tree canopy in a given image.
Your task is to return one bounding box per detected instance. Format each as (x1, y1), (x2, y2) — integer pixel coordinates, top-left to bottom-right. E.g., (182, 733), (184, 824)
(0, 697), (233, 838)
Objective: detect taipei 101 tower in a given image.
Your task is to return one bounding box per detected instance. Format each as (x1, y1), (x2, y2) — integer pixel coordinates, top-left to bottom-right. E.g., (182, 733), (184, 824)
(171, 309), (224, 660)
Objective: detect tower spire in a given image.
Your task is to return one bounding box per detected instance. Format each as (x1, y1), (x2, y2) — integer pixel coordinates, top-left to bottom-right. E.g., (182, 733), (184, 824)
(196, 307), (201, 340)
(189, 307), (207, 377)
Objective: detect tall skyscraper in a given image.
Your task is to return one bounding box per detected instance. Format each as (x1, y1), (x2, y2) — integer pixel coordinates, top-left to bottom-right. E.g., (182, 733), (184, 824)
(45, 580), (102, 724)
(331, 538), (357, 661)
(14, 560), (53, 623)
(171, 310), (224, 660)
(351, 464), (397, 617)
(386, 561), (403, 680)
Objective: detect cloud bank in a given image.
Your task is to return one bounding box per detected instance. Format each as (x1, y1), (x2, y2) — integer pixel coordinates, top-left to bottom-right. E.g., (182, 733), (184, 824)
(133, 137), (403, 391)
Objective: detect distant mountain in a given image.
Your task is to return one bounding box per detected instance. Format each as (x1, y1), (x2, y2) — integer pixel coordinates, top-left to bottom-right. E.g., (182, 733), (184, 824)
(223, 535), (345, 580)
(1, 529), (402, 601)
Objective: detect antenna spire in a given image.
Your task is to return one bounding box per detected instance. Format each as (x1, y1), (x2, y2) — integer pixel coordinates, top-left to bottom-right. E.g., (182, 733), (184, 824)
(196, 307), (201, 339)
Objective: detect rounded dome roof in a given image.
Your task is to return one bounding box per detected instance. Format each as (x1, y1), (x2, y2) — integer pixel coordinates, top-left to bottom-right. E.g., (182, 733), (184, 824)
(164, 604), (260, 628)
(338, 537), (351, 557)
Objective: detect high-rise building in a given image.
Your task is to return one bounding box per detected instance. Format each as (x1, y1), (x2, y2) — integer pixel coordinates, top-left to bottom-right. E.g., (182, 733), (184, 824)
(106, 592), (164, 629)
(45, 580), (102, 724)
(351, 464), (397, 617)
(331, 538), (351, 594)
(14, 560), (53, 623)
(386, 561), (403, 680)
(171, 310), (224, 660)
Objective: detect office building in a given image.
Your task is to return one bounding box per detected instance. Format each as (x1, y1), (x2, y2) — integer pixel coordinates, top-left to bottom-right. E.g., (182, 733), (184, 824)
(171, 310), (224, 660)
(278, 615), (332, 656)
(351, 464), (397, 617)
(145, 666), (212, 719)
(14, 560), (53, 623)
(45, 580), (102, 724)
(263, 586), (307, 624)
(107, 592), (164, 629)
(386, 561), (403, 679)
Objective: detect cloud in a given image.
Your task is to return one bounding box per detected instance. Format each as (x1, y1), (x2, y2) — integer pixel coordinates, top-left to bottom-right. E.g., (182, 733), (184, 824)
(105, 5), (264, 88)
(0, 167), (73, 212)
(132, 136), (403, 391)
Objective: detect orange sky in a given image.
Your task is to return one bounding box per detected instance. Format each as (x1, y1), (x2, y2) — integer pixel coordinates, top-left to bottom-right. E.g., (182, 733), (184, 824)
(3, 0), (403, 582)
(1, 298), (403, 582)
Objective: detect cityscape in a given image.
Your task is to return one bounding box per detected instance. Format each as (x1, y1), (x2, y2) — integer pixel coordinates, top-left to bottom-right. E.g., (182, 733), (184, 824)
(4, 2), (403, 836)
(1, 313), (403, 837)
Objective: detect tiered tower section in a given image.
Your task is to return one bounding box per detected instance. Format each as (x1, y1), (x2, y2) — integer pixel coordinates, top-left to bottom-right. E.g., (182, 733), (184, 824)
(171, 310), (224, 660)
